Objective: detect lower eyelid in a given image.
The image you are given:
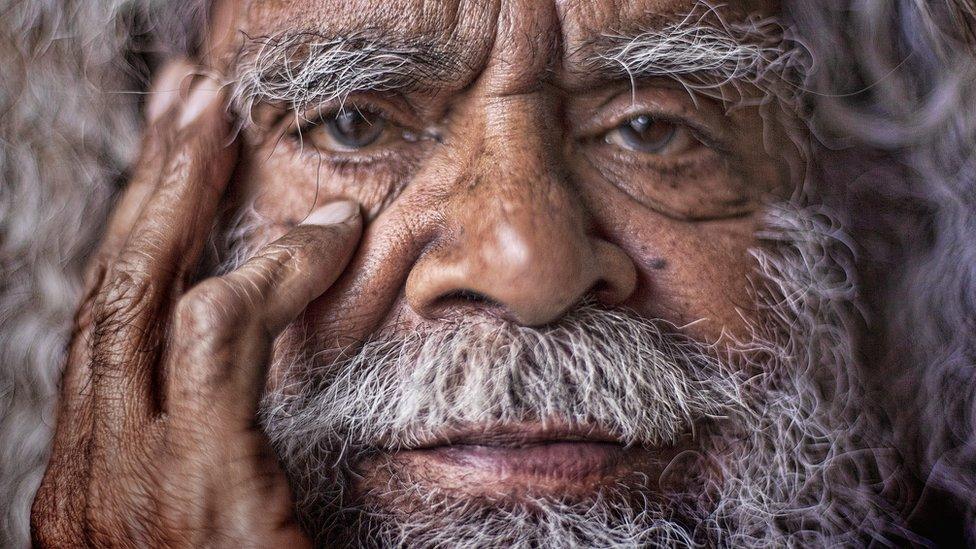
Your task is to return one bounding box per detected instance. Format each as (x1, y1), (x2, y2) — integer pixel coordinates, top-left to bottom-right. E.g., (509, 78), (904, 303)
(589, 138), (712, 167)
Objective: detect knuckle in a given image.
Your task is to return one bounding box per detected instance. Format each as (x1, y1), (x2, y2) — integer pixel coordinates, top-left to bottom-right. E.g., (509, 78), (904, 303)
(175, 279), (246, 338)
(88, 267), (165, 372)
(246, 227), (338, 280)
(246, 243), (297, 282)
(161, 145), (194, 185)
(222, 240), (304, 303)
(31, 518), (71, 548)
(31, 460), (89, 546)
(109, 247), (158, 282)
(162, 139), (224, 196)
(94, 263), (157, 328)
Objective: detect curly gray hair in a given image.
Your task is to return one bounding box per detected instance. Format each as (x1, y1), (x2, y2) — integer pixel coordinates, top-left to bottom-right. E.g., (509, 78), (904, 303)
(789, 0), (976, 543)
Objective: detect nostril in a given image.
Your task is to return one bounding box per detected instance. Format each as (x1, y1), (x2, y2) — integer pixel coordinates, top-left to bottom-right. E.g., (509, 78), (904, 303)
(589, 279), (611, 296)
(445, 289), (497, 305)
(588, 279), (616, 304)
(430, 289), (507, 317)
(587, 277), (629, 307)
(587, 240), (639, 308)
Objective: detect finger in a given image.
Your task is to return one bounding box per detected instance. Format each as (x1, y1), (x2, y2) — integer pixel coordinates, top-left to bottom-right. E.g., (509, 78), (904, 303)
(230, 200), (363, 334)
(53, 60), (195, 441)
(109, 74), (236, 291)
(167, 200), (362, 427)
(86, 59), (196, 284)
(91, 75), (237, 434)
(145, 59), (195, 124)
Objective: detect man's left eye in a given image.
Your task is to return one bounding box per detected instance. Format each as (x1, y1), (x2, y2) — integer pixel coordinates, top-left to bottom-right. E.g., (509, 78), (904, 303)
(604, 115), (697, 155)
(306, 108), (394, 152)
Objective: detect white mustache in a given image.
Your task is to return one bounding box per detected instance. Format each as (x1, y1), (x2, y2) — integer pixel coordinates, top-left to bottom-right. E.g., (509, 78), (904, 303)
(262, 304), (748, 456)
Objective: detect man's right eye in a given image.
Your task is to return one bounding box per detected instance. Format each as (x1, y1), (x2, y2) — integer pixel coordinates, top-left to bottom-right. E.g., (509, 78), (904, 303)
(304, 108), (396, 152)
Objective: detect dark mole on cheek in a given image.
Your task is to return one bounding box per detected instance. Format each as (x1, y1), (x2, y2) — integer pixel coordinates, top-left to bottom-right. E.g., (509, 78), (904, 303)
(648, 258), (668, 270)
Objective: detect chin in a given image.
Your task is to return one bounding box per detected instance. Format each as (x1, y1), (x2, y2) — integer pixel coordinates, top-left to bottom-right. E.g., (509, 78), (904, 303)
(329, 444), (720, 548)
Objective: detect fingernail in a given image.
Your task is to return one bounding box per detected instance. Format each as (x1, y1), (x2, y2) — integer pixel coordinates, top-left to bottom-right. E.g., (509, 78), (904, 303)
(179, 76), (223, 128)
(301, 200), (360, 226)
(147, 60), (192, 123)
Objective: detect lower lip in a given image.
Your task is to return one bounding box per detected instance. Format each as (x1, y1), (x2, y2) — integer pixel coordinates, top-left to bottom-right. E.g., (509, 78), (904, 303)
(397, 441), (630, 481)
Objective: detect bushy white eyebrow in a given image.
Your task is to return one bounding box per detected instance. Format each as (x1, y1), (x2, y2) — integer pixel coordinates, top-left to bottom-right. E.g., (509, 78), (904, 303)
(592, 7), (807, 105)
(229, 31), (460, 123)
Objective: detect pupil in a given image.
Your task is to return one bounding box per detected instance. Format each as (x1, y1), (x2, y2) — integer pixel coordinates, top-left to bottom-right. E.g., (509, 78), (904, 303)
(328, 110), (386, 148)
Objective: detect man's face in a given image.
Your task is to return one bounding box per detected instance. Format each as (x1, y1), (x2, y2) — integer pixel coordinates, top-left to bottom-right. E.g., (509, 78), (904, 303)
(199, 0), (889, 545)
(223, 0), (788, 341)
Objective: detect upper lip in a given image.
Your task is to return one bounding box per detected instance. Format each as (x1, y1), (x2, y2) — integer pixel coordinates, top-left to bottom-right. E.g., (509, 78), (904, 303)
(395, 422), (624, 451)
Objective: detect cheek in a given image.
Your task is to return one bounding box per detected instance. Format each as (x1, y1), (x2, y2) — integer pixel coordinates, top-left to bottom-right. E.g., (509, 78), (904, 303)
(234, 145), (322, 224)
(594, 195), (762, 342)
(292, 179), (448, 356)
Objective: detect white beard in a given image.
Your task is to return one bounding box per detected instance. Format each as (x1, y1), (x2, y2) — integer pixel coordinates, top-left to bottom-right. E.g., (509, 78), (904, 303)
(256, 205), (908, 548)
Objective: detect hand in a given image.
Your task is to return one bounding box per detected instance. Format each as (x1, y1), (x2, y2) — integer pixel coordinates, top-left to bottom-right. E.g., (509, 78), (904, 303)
(30, 61), (362, 548)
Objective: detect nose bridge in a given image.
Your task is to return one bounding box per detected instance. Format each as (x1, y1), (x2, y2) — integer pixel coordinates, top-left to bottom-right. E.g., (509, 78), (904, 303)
(472, 96), (582, 245)
(405, 94), (635, 326)
(462, 109), (594, 312)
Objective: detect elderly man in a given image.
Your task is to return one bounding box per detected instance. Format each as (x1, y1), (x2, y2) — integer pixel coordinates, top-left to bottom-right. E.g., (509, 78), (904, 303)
(2, 0), (975, 547)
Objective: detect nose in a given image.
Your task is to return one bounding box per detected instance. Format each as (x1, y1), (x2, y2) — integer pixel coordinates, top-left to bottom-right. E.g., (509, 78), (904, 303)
(405, 107), (636, 326)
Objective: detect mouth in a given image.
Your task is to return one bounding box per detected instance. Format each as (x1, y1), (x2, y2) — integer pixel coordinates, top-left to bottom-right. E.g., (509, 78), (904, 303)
(404, 422), (624, 448)
(406, 424), (627, 478)
(414, 440), (630, 481)
(361, 423), (691, 497)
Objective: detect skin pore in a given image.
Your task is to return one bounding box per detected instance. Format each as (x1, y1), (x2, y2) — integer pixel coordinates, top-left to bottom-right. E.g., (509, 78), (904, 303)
(207, 0), (793, 526)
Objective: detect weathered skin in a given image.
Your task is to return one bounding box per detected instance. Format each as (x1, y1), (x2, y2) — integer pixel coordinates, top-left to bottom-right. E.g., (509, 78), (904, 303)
(31, 0), (793, 545)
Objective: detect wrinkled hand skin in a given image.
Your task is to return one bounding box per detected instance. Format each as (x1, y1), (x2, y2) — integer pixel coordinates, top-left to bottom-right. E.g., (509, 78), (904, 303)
(29, 61), (362, 548)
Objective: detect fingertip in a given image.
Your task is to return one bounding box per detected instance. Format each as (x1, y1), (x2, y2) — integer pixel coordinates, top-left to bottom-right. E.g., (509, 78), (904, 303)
(178, 75), (226, 129)
(147, 59), (195, 124)
(301, 200), (362, 227)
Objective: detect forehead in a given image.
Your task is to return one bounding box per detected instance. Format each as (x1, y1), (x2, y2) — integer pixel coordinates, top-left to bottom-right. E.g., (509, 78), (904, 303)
(239, 0), (781, 54)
